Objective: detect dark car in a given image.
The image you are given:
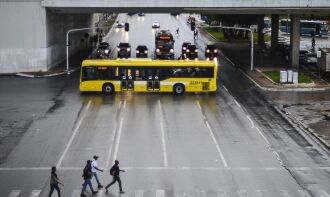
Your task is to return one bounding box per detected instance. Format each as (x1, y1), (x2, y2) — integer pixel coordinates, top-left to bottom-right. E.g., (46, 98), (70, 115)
(124, 23), (129, 31)
(205, 44), (218, 60)
(186, 44), (198, 60)
(96, 42), (111, 58)
(181, 42), (191, 57)
(136, 45), (148, 58)
(138, 13), (145, 16)
(117, 42), (131, 58)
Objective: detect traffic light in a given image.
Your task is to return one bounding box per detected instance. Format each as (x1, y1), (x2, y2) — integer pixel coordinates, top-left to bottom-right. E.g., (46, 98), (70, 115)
(191, 22), (195, 31)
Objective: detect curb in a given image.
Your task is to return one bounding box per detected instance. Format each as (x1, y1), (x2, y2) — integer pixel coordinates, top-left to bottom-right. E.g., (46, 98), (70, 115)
(16, 67), (80, 78)
(273, 105), (330, 151)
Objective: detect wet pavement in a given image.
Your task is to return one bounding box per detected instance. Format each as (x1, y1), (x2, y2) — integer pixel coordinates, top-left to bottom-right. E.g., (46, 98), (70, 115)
(0, 14), (329, 197)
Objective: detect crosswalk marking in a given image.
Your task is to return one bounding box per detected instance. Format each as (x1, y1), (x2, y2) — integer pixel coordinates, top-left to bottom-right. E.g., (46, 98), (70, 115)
(135, 190), (144, 197)
(280, 190), (291, 197)
(71, 190), (80, 197)
(156, 190), (165, 197)
(29, 190), (41, 197)
(237, 189), (249, 197)
(318, 190), (330, 197)
(8, 190), (20, 197)
(298, 190), (311, 197)
(7, 188), (330, 197)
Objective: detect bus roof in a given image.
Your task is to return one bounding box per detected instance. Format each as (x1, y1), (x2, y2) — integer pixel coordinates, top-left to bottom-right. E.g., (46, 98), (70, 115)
(82, 59), (216, 67)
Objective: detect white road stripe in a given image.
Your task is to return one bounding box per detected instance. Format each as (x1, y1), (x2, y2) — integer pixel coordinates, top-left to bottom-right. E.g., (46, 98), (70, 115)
(237, 189), (249, 197)
(29, 190), (41, 197)
(71, 190), (81, 197)
(112, 100), (126, 164)
(246, 115), (255, 128)
(298, 190), (311, 197)
(280, 190), (291, 197)
(158, 100), (168, 167)
(135, 190), (144, 197)
(196, 100), (228, 168)
(8, 190), (20, 197)
(234, 99), (241, 108)
(106, 101), (122, 168)
(223, 85), (229, 92)
(318, 190), (330, 197)
(255, 127), (271, 146)
(56, 100), (91, 168)
(156, 190), (165, 197)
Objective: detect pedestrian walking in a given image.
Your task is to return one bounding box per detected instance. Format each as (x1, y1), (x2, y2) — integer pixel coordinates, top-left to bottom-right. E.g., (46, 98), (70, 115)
(49, 166), (63, 197)
(105, 160), (125, 194)
(91, 155), (104, 188)
(81, 160), (98, 197)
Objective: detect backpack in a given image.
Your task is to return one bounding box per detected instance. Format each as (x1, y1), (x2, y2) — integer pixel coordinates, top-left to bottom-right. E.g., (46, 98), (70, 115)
(82, 166), (91, 179)
(110, 166), (115, 176)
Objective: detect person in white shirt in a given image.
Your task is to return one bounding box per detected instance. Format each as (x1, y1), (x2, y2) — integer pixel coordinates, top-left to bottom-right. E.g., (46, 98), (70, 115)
(91, 155), (104, 188)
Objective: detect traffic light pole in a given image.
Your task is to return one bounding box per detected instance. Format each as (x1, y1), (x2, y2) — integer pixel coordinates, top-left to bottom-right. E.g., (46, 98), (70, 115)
(199, 25), (254, 71)
(66, 26), (111, 74)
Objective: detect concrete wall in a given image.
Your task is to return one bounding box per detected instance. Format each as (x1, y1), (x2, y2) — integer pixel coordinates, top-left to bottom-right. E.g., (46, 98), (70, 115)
(0, 1), (93, 73)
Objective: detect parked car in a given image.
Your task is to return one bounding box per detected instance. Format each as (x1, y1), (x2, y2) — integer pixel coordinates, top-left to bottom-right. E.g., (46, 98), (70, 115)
(96, 42), (111, 58)
(136, 45), (148, 58)
(186, 44), (198, 60)
(205, 44), (218, 60)
(117, 42), (131, 58)
(152, 22), (160, 28)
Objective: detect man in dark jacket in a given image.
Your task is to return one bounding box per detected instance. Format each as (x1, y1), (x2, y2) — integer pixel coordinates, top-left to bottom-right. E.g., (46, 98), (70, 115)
(105, 160), (125, 194)
(81, 160), (98, 197)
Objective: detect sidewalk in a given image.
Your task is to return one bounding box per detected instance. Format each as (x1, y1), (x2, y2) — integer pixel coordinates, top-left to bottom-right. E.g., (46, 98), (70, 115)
(212, 37), (330, 150)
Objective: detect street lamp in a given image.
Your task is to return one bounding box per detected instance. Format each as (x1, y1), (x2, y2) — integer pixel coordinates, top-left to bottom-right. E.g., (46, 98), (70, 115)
(199, 25), (254, 71)
(66, 26), (111, 74)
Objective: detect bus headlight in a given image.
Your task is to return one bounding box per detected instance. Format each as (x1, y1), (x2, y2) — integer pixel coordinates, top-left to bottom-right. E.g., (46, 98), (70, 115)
(145, 50), (148, 54)
(156, 48), (160, 52)
(183, 47), (186, 50)
(206, 49), (210, 53)
(214, 49), (218, 53)
(105, 50), (109, 54)
(117, 48), (120, 51)
(195, 49), (198, 52)
(186, 49), (190, 52)
(170, 49), (174, 53)
(127, 48), (130, 52)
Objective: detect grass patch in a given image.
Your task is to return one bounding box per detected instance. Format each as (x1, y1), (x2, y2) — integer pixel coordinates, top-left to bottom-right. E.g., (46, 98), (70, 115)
(262, 70), (313, 84)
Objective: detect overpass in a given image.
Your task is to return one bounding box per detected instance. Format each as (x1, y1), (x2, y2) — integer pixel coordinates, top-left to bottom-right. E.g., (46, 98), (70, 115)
(1, 0), (330, 73)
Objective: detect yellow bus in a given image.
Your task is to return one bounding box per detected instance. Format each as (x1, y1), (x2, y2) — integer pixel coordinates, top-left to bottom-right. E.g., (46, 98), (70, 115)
(80, 59), (217, 95)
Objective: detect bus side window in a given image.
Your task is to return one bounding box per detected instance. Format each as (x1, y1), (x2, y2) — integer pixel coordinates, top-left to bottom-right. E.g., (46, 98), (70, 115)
(83, 67), (99, 81)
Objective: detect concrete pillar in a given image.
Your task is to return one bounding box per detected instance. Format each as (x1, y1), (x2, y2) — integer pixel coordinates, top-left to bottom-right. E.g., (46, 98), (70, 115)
(271, 15), (279, 53)
(290, 14), (300, 69)
(257, 14), (265, 46)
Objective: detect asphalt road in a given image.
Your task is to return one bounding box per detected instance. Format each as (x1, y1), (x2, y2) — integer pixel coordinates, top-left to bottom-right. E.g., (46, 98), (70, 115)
(0, 14), (329, 197)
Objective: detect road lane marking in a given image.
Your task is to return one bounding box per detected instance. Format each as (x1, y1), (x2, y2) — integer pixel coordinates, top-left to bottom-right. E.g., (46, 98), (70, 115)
(246, 115), (255, 128)
(8, 190), (20, 197)
(257, 189), (269, 197)
(318, 190), (330, 197)
(234, 99), (242, 108)
(56, 100), (92, 168)
(71, 190), (80, 197)
(29, 190), (41, 197)
(280, 190), (291, 197)
(255, 127), (270, 145)
(196, 100), (228, 168)
(105, 101), (123, 168)
(158, 100), (168, 167)
(135, 190), (144, 197)
(112, 100), (126, 164)
(223, 85), (229, 92)
(217, 190), (228, 197)
(298, 190), (311, 197)
(156, 190), (165, 197)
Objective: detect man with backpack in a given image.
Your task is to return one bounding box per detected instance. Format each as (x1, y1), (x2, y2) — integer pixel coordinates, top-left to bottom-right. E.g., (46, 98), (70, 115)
(81, 160), (98, 197)
(105, 160), (125, 194)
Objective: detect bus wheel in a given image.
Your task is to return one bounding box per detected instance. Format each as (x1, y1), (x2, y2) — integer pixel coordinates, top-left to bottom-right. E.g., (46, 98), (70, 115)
(173, 84), (185, 95)
(103, 83), (114, 94)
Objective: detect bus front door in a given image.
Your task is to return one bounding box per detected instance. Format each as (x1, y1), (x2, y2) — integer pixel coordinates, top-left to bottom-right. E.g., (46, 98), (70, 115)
(121, 69), (134, 91)
(147, 76), (160, 91)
